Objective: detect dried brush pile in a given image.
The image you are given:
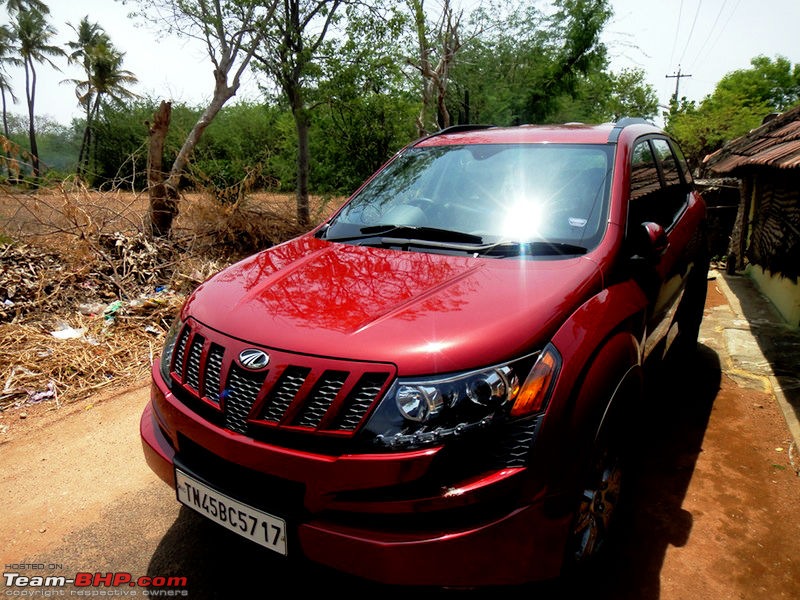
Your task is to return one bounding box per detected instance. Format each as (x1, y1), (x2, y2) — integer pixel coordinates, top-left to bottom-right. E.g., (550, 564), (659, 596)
(0, 182), (341, 413)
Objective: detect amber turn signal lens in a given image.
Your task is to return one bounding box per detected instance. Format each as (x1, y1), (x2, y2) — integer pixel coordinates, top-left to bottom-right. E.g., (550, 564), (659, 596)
(510, 347), (559, 417)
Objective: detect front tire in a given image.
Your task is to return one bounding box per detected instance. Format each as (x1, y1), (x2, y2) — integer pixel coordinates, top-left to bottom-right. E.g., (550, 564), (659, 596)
(562, 384), (636, 579)
(566, 429), (625, 571)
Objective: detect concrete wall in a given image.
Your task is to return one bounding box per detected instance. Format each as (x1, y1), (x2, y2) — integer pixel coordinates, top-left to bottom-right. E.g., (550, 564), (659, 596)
(746, 264), (800, 328)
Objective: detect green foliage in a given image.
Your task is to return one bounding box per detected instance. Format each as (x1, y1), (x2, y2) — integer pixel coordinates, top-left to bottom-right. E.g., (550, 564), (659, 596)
(311, 93), (418, 195)
(34, 118), (81, 175)
(527, 0), (611, 121)
(603, 69), (660, 121)
(309, 4), (417, 194)
(446, 0), (612, 125)
(191, 102), (291, 198)
(666, 55), (800, 170)
(3, 113), (80, 179)
(91, 99), (201, 188)
(547, 68), (659, 123)
(712, 55), (800, 112)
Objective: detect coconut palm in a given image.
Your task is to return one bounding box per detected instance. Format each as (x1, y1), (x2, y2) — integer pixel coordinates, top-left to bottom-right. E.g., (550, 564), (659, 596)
(14, 7), (65, 179)
(0, 24), (22, 180)
(65, 17), (110, 177)
(0, 24), (21, 140)
(5, 0), (49, 14)
(64, 26), (139, 178)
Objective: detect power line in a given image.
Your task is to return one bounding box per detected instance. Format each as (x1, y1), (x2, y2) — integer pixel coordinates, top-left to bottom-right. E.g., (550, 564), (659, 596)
(678, 0), (704, 66)
(687, 0), (728, 68)
(691, 0), (743, 69)
(668, 0), (685, 69)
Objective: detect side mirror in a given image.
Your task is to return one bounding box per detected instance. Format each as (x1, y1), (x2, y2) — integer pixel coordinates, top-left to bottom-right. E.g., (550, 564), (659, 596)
(631, 221), (668, 263)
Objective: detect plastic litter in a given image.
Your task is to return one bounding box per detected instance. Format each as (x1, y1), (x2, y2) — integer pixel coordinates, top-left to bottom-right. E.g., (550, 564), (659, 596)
(50, 323), (86, 340)
(103, 300), (124, 322)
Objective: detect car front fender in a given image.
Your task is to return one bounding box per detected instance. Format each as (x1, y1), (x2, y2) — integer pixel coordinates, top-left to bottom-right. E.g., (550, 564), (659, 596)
(529, 280), (647, 504)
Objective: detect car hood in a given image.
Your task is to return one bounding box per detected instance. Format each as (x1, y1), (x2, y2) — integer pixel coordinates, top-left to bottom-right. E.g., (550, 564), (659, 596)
(184, 235), (604, 375)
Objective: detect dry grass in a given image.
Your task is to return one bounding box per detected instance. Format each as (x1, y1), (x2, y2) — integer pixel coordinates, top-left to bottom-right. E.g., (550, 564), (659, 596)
(0, 182), (344, 412)
(0, 300), (180, 411)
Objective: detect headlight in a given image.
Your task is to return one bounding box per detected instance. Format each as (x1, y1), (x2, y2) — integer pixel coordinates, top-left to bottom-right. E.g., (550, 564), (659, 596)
(159, 316), (184, 384)
(363, 345), (561, 450)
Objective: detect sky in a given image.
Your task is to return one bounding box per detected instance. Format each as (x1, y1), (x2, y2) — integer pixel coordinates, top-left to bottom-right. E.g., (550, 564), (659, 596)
(6, 0), (800, 127)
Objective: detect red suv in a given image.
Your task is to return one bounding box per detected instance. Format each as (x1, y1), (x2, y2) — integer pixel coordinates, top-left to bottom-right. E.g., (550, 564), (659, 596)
(141, 118), (708, 588)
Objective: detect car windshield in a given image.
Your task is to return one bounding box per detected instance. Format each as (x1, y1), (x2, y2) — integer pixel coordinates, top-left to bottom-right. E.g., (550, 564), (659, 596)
(323, 143), (613, 256)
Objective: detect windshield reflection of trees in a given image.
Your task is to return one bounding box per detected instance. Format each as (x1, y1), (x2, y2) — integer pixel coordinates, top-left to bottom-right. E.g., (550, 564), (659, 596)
(336, 150), (439, 226)
(221, 239), (479, 332)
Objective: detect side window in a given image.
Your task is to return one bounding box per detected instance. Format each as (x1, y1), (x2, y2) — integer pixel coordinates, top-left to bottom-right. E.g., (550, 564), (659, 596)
(651, 139), (681, 186)
(628, 140), (661, 229)
(671, 141), (693, 183)
(630, 141), (658, 201)
(652, 138), (689, 225)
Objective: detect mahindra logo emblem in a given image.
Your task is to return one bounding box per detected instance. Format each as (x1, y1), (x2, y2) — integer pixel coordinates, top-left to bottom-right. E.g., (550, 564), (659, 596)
(238, 349), (270, 370)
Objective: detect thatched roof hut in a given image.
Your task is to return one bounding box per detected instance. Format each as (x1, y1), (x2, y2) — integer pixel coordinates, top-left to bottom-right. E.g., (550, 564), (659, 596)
(703, 105), (800, 327)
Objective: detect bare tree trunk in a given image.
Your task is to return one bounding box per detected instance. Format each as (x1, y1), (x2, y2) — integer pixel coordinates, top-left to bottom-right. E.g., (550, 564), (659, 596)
(146, 101), (177, 238)
(0, 85), (10, 180)
(294, 105), (310, 228)
(411, 0), (431, 138)
(77, 100), (95, 178)
(409, 0), (462, 137)
(127, 0), (276, 237)
(24, 58), (39, 181)
(1, 85), (9, 139)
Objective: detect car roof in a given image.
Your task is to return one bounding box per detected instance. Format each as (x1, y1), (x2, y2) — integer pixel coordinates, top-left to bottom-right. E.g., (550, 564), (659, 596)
(413, 120), (663, 147)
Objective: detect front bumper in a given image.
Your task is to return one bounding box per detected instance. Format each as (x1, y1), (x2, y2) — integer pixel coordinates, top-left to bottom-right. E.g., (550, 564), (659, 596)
(140, 364), (572, 587)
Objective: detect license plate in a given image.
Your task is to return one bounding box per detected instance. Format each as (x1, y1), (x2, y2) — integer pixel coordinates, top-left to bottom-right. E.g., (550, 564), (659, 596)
(175, 469), (287, 555)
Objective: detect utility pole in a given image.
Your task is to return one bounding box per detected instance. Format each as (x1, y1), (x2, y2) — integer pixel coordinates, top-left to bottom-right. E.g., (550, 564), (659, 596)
(666, 66), (692, 103)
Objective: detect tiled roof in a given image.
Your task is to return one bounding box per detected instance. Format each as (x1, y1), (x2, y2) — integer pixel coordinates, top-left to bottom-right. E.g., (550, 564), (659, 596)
(703, 103), (800, 174)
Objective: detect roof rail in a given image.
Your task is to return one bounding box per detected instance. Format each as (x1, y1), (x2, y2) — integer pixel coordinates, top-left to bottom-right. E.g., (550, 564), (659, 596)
(614, 117), (652, 127)
(424, 124), (495, 139)
(608, 117), (654, 143)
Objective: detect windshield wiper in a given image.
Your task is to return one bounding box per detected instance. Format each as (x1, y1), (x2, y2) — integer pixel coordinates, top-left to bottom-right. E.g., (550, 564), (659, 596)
(322, 225), (586, 257)
(323, 225), (484, 245)
(477, 240), (588, 257)
(318, 224), (398, 242)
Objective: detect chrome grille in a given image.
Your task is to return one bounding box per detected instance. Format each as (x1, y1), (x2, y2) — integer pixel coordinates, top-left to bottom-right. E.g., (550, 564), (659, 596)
(173, 327), (190, 377)
(224, 365), (265, 434)
(334, 373), (389, 430)
(169, 321), (394, 440)
(203, 344), (225, 403)
(185, 334), (204, 391)
(294, 371), (347, 427)
(262, 367), (309, 422)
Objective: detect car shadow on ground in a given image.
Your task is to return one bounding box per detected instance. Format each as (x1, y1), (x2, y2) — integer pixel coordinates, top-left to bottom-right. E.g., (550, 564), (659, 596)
(564, 342), (723, 599)
(145, 344), (721, 599)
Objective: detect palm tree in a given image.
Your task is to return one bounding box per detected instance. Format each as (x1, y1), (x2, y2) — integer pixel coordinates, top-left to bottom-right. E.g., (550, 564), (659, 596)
(4, 0), (49, 14)
(64, 25), (138, 178)
(0, 24), (22, 180)
(0, 24), (21, 140)
(14, 8), (65, 179)
(82, 43), (139, 177)
(65, 17), (110, 177)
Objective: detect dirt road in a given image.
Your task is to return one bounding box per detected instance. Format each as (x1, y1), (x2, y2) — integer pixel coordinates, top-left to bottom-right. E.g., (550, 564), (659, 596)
(1, 278), (799, 598)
